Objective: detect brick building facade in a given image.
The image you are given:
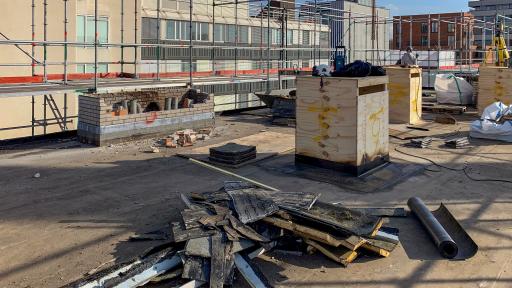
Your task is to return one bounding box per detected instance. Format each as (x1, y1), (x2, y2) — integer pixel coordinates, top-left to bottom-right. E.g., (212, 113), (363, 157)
(392, 13), (474, 51)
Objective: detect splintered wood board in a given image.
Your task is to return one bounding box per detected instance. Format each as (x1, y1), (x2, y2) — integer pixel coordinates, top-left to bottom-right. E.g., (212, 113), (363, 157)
(478, 66), (512, 114)
(386, 67), (422, 124)
(179, 131), (295, 168)
(295, 76), (389, 167)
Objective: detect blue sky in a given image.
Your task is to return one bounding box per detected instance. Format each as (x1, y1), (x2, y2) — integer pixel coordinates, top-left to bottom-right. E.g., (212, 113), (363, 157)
(378, 0), (470, 16)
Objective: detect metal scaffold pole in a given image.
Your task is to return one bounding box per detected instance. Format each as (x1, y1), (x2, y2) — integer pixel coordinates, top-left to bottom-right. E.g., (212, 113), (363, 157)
(189, 0), (193, 87)
(94, 0), (98, 92)
(43, 0), (48, 83)
(134, 0), (138, 79)
(156, 0), (161, 81)
(121, 0), (124, 74)
(409, 16), (412, 48)
(235, 0), (238, 78)
(267, 1), (271, 92)
(428, 14), (431, 88)
(31, 0), (35, 76)
(212, 1), (215, 75)
(64, 0), (68, 84)
(313, 0), (317, 66)
(438, 14), (441, 71)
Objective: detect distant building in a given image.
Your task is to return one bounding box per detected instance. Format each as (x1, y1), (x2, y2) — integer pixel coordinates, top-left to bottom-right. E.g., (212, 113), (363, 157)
(392, 13), (474, 51)
(299, 0), (390, 62)
(469, 0), (512, 49)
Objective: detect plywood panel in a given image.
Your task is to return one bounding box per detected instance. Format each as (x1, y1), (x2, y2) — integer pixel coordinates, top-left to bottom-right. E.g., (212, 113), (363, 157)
(478, 67), (512, 114)
(386, 67), (422, 124)
(296, 76), (389, 175)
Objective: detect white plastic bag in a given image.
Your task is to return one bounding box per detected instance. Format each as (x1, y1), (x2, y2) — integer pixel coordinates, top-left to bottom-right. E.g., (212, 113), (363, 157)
(470, 102), (512, 142)
(434, 74), (474, 105)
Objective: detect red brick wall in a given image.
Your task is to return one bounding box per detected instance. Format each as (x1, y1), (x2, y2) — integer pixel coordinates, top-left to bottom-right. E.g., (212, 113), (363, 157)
(392, 13), (474, 50)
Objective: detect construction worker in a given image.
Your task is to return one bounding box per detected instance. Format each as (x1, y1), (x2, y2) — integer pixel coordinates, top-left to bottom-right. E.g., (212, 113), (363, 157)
(400, 46), (419, 67)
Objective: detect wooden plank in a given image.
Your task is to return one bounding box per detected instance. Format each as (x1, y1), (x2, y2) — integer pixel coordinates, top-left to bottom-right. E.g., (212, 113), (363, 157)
(348, 207), (407, 217)
(281, 202), (384, 237)
(389, 128), (419, 140)
(261, 216), (366, 251)
(304, 239), (358, 267)
(227, 214), (269, 242)
(210, 233), (228, 288)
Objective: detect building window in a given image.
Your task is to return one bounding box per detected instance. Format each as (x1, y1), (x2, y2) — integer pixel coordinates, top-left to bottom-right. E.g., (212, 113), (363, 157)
(320, 31), (329, 47)
(448, 23), (455, 33)
(421, 23), (428, 33)
(77, 64), (108, 73)
(238, 26), (249, 43)
(448, 35), (455, 47)
(302, 30), (310, 45)
(166, 20), (178, 40)
(271, 28), (281, 44)
(214, 24), (223, 42)
(431, 21), (438, 33)
(421, 36), (428, 46)
(142, 17), (158, 39)
(287, 29), (294, 45)
(77, 15), (108, 43)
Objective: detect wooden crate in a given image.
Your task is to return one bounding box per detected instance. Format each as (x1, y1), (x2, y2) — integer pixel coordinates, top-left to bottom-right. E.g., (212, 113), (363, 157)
(478, 67), (512, 114)
(386, 67), (422, 124)
(295, 76), (390, 176)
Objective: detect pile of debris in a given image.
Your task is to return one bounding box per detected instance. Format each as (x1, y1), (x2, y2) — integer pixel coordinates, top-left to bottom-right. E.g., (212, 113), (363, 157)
(71, 181), (399, 287)
(162, 128), (213, 149)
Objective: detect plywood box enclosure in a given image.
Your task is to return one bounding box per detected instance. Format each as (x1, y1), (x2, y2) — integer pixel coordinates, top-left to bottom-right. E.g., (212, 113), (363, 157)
(478, 67), (512, 114)
(386, 67), (422, 124)
(295, 76), (390, 176)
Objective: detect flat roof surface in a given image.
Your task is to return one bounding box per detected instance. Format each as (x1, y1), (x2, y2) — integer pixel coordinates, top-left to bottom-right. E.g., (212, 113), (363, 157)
(0, 110), (511, 287)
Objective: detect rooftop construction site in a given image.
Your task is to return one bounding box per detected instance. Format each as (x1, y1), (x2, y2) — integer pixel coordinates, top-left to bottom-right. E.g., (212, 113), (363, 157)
(1, 0), (512, 287)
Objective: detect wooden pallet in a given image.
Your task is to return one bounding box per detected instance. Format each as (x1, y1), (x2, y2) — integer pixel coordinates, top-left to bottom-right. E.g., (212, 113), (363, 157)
(422, 103), (466, 114)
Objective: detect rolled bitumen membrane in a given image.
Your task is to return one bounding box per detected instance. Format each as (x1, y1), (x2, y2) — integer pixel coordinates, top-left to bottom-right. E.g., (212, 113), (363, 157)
(408, 197), (478, 260)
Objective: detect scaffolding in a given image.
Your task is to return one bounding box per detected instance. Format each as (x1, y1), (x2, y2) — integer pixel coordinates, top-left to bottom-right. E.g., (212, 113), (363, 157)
(1, 0), (512, 139)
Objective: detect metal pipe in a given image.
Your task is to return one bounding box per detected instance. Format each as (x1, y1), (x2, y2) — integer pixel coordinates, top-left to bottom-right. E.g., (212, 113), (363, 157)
(134, 0), (138, 78)
(235, 0), (238, 78)
(121, 0), (125, 74)
(313, 0), (317, 66)
(409, 15), (412, 47)
(156, 0), (161, 80)
(31, 95), (35, 137)
(43, 95), (47, 135)
(407, 197), (458, 259)
(64, 0), (68, 84)
(189, 0), (193, 87)
(31, 0), (35, 76)
(94, 0), (98, 92)
(43, 0), (48, 83)
(266, 1), (270, 92)
(212, 1), (216, 74)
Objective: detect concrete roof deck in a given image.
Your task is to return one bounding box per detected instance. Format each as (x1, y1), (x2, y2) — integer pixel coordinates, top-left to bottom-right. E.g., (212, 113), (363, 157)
(0, 109), (511, 287)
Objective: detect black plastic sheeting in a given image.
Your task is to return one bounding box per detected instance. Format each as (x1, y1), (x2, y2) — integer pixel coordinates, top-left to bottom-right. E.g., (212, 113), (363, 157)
(408, 197), (478, 260)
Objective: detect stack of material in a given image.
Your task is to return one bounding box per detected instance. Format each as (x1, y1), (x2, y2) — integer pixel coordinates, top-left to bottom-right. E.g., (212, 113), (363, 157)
(70, 182), (400, 287)
(445, 137), (470, 149)
(170, 182), (398, 286)
(408, 137), (433, 148)
(209, 143), (257, 165)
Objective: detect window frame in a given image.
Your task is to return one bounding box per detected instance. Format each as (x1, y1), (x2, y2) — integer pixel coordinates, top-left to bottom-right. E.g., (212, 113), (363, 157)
(77, 15), (109, 46)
